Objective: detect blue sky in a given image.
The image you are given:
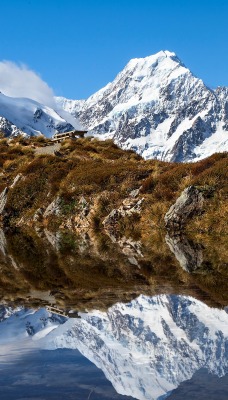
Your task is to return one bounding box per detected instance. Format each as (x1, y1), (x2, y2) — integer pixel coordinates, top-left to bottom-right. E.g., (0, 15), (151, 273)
(0, 0), (228, 99)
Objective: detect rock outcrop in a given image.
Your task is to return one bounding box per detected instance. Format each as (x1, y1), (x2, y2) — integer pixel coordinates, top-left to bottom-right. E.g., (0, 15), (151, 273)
(0, 188), (8, 214)
(164, 186), (204, 231)
(59, 196), (91, 232)
(0, 173), (23, 215)
(73, 196), (90, 230)
(103, 190), (144, 234)
(43, 196), (61, 218)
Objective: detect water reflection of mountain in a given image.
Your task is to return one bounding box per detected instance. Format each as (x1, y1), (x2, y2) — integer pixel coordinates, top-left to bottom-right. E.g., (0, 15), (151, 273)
(165, 233), (204, 272)
(0, 228), (227, 309)
(1, 295), (228, 400)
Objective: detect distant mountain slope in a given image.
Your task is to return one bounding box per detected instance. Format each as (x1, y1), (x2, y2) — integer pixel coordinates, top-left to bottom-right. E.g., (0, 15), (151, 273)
(56, 50), (228, 162)
(0, 92), (79, 138)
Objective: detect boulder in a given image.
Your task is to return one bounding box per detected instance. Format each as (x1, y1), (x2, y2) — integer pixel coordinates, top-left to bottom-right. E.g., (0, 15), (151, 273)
(164, 186), (204, 231)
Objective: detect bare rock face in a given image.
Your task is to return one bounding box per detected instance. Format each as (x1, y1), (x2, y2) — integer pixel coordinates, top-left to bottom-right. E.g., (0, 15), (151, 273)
(43, 196), (61, 218)
(73, 196), (90, 231)
(33, 207), (45, 222)
(165, 186), (204, 231)
(102, 195), (144, 233)
(0, 188), (8, 214)
(101, 192), (144, 266)
(44, 229), (61, 251)
(11, 173), (23, 188)
(0, 173), (23, 215)
(108, 235), (143, 267)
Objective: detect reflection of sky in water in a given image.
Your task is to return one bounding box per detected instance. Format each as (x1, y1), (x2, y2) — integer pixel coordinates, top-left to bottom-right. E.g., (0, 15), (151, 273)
(168, 369), (228, 400)
(0, 348), (227, 400)
(0, 348), (134, 400)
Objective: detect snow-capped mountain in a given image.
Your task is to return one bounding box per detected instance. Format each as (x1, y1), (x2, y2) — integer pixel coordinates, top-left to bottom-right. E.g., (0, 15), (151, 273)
(0, 92), (80, 138)
(1, 295), (228, 400)
(56, 50), (228, 162)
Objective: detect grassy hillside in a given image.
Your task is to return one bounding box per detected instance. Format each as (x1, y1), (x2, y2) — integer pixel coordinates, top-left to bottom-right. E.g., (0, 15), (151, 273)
(0, 136), (227, 236)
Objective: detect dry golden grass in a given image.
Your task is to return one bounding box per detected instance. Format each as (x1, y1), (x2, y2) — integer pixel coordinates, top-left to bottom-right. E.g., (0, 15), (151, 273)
(0, 136), (226, 236)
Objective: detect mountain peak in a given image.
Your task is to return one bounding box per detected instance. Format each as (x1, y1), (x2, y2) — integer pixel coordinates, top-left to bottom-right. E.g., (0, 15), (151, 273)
(145, 49), (179, 61)
(57, 52), (228, 163)
(162, 49), (176, 57)
(127, 49), (182, 68)
(122, 50), (188, 85)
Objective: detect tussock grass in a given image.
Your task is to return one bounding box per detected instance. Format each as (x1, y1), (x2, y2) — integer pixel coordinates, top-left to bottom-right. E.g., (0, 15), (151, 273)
(0, 136), (226, 235)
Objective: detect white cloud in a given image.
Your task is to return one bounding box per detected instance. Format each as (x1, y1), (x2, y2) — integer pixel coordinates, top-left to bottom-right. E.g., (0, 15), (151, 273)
(0, 61), (55, 107)
(0, 60), (83, 130)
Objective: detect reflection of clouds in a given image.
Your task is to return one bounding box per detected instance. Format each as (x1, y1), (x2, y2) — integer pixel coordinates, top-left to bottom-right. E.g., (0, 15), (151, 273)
(0, 340), (39, 366)
(0, 349), (130, 399)
(1, 348), (227, 400)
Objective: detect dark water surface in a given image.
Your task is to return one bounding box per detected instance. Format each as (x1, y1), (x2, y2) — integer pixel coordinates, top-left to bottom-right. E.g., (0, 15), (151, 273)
(168, 369), (228, 400)
(0, 349), (134, 400)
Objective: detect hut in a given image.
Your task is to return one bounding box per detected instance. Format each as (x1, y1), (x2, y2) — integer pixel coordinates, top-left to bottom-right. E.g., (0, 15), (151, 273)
(52, 129), (88, 143)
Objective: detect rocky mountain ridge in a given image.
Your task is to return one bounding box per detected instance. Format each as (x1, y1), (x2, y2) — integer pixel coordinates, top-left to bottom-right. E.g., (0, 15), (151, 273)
(56, 50), (228, 162)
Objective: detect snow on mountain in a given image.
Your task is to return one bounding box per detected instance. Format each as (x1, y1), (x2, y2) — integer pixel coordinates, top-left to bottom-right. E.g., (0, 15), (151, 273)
(0, 306), (66, 343)
(0, 116), (23, 136)
(56, 96), (85, 116)
(0, 92), (80, 138)
(56, 50), (228, 162)
(1, 295), (227, 400)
